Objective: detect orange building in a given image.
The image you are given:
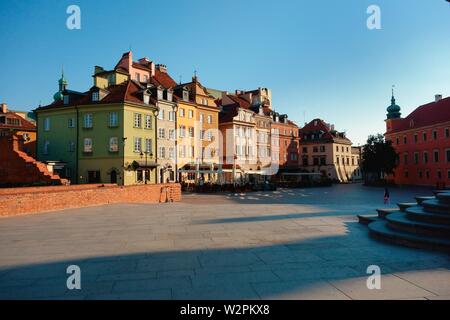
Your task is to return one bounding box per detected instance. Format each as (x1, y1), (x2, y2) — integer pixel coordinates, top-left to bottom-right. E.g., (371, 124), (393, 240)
(0, 103), (36, 157)
(385, 94), (450, 187)
(271, 113), (300, 171)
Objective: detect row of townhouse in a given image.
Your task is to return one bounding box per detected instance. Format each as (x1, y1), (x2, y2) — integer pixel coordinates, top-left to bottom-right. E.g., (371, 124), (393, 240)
(34, 51), (361, 186)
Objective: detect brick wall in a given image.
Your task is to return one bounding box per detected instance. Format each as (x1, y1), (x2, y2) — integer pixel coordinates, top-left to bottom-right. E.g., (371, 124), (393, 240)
(0, 183), (181, 217)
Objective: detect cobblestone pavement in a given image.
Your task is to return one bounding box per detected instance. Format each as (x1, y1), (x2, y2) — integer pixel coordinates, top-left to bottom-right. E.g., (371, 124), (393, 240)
(0, 184), (449, 300)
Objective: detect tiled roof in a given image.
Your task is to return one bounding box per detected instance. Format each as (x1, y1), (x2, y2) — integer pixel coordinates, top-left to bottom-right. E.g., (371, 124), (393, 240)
(389, 96), (450, 133)
(36, 80), (152, 111)
(299, 118), (352, 144)
(0, 112), (36, 131)
(152, 69), (177, 88)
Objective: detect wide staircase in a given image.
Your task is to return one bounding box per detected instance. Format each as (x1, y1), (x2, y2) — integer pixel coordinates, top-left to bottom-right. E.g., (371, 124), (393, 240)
(0, 135), (69, 186)
(358, 190), (450, 253)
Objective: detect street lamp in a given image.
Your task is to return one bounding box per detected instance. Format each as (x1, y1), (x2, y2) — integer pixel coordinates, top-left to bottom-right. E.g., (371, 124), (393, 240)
(140, 150), (153, 184)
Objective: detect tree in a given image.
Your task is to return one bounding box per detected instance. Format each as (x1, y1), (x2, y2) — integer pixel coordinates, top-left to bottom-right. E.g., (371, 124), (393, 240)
(361, 134), (398, 182)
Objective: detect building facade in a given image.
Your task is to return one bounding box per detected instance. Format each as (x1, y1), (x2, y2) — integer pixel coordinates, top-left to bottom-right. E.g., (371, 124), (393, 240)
(271, 113), (300, 171)
(35, 74), (158, 185)
(299, 119), (361, 182)
(385, 94), (450, 187)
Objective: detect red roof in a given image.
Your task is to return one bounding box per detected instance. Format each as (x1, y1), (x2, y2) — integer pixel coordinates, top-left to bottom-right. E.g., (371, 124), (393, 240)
(389, 96), (450, 133)
(0, 112), (36, 131)
(227, 95), (250, 109)
(299, 118), (351, 144)
(152, 69), (177, 88)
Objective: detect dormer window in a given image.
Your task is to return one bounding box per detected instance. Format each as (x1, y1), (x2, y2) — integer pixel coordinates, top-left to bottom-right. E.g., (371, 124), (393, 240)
(167, 90), (173, 102)
(157, 88), (163, 100)
(92, 92), (99, 102)
(143, 93), (150, 105)
(63, 95), (69, 105)
(143, 75), (149, 83)
(183, 91), (189, 102)
(135, 73), (140, 82)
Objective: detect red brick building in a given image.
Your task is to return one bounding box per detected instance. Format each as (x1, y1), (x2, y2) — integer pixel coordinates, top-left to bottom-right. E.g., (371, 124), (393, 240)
(385, 94), (450, 187)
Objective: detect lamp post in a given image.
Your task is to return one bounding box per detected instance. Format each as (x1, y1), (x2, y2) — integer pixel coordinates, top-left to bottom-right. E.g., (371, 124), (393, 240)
(140, 150), (153, 184)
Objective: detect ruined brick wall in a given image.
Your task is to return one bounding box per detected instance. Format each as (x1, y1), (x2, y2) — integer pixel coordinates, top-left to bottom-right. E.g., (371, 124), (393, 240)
(0, 183), (182, 217)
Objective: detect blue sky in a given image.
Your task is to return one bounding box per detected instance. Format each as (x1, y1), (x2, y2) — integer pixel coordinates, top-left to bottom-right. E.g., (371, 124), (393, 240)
(0, 0), (449, 145)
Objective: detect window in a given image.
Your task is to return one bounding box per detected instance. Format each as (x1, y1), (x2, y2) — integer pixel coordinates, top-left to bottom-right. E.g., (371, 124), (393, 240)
(302, 147), (307, 153)
(303, 157), (308, 166)
(92, 92), (99, 102)
(109, 137), (118, 152)
(84, 138), (93, 153)
(143, 75), (148, 83)
(135, 73), (140, 82)
(433, 130), (437, 140)
(200, 113), (204, 123)
(313, 146), (318, 153)
(207, 131), (213, 141)
(336, 146), (339, 152)
(158, 128), (165, 139)
(68, 118), (75, 128)
(133, 114), (141, 128)
(200, 130), (205, 140)
(403, 153), (408, 165)
(320, 146), (325, 152)
(183, 91), (189, 101)
(189, 127), (194, 138)
(403, 136), (407, 144)
(313, 157), (319, 166)
(63, 95), (69, 105)
(179, 108), (185, 117)
(68, 141), (75, 152)
(84, 114), (93, 128)
(169, 147), (175, 159)
(169, 111), (175, 121)
(396, 137), (399, 145)
(414, 134), (418, 143)
(157, 89), (163, 101)
(179, 145), (186, 157)
(43, 140), (50, 154)
(134, 137), (142, 152)
(179, 125), (186, 138)
(336, 157), (339, 164)
(423, 151), (428, 164)
(446, 128), (449, 138)
(188, 110), (193, 118)
(158, 110), (165, 120)
(434, 150), (439, 163)
(425, 170), (430, 179)
(169, 129), (175, 140)
(109, 112), (118, 127)
(207, 115), (212, 124)
(44, 118), (50, 131)
(159, 146), (166, 158)
(437, 170), (442, 179)
(145, 139), (152, 153)
(448, 170), (450, 179)
(423, 132), (427, 141)
(414, 152), (419, 164)
(145, 114), (152, 129)
(446, 149), (450, 162)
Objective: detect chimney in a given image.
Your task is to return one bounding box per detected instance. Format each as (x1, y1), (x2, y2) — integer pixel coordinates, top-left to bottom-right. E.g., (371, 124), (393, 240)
(435, 94), (443, 102)
(156, 64), (167, 73)
(0, 103), (7, 113)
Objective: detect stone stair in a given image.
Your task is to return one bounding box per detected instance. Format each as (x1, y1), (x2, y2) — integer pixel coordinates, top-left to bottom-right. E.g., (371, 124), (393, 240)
(358, 191), (450, 253)
(0, 135), (69, 186)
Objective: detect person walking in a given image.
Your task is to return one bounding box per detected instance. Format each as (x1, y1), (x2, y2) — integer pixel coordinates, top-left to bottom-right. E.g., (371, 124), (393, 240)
(384, 188), (390, 205)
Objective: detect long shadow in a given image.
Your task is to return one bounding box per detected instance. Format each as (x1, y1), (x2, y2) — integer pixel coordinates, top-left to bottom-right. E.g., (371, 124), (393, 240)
(220, 184), (435, 207)
(0, 221), (448, 300)
(195, 211), (360, 225)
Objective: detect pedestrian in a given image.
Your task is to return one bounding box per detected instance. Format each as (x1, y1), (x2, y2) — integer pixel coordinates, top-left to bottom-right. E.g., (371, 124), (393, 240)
(384, 188), (390, 205)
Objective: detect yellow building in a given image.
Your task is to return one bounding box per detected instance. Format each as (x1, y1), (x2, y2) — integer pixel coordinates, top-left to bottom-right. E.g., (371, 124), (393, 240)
(174, 76), (220, 182)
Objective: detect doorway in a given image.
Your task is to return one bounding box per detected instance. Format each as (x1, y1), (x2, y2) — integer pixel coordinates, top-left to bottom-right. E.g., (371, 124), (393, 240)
(110, 170), (117, 184)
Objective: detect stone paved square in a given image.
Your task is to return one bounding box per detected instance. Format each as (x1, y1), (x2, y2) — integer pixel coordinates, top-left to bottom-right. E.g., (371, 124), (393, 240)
(0, 184), (449, 300)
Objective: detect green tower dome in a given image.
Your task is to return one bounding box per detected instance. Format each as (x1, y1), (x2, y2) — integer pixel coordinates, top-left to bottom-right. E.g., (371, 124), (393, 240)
(53, 70), (68, 101)
(386, 90), (401, 119)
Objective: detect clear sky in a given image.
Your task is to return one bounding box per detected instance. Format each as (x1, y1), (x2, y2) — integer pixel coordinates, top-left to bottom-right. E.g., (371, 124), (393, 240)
(0, 0), (449, 145)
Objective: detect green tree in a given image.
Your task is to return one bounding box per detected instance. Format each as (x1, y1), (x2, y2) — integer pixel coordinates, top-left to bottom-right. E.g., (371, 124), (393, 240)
(361, 134), (398, 182)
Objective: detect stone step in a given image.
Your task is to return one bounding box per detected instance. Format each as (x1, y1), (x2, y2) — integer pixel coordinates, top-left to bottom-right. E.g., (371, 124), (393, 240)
(397, 202), (417, 212)
(376, 208), (399, 219)
(385, 212), (450, 239)
(357, 214), (379, 226)
(368, 220), (450, 253)
(436, 192), (450, 205)
(433, 189), (450, 196)
(415, 196), (435, 205)
(422, 199), (450, 215)
(405, 206), (450, 226)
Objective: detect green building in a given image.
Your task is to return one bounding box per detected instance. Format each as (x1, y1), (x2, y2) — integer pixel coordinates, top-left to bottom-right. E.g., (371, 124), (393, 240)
(35, 72), (158, 185)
